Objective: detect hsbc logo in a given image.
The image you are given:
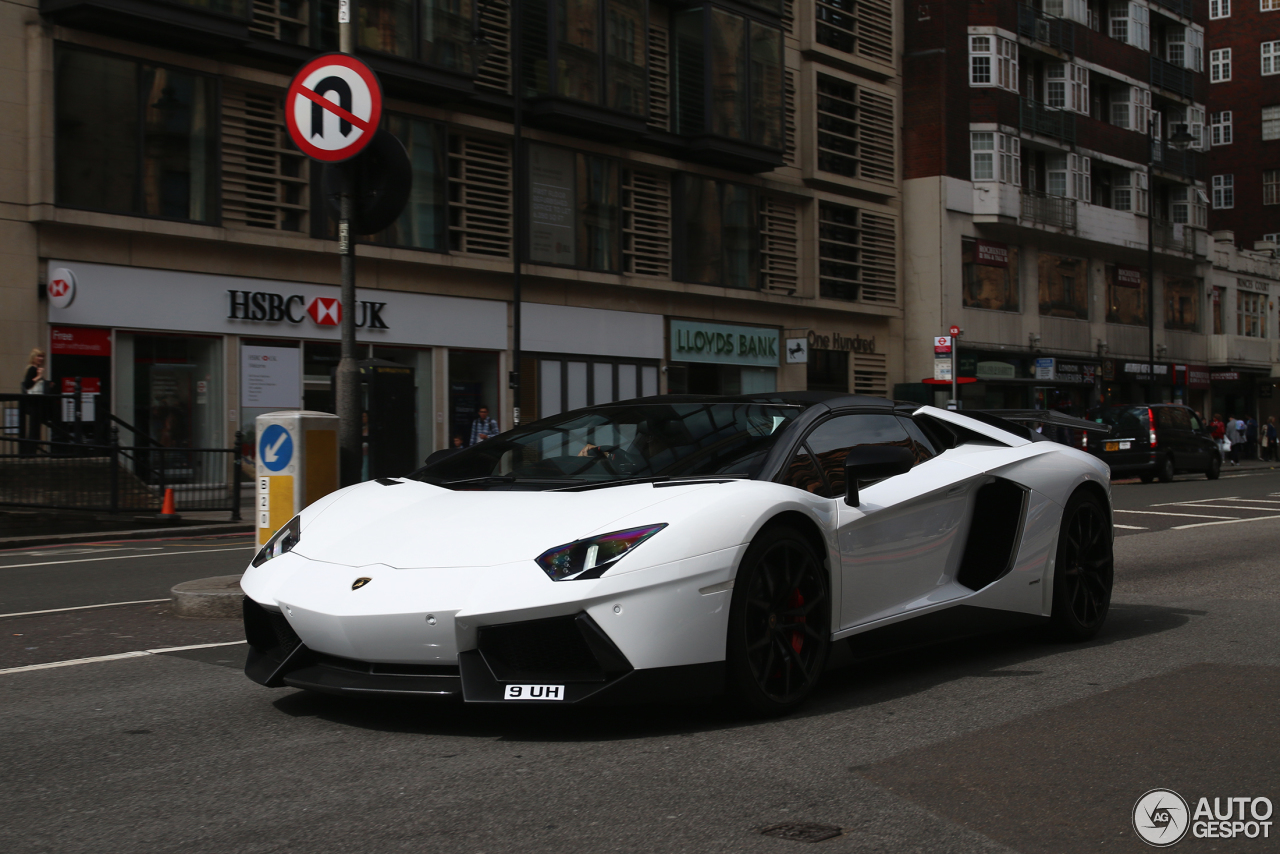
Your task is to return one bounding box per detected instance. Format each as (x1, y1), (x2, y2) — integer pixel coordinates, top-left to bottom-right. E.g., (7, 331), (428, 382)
(48, 267), (77, 309)
(227, 290), (387, 329)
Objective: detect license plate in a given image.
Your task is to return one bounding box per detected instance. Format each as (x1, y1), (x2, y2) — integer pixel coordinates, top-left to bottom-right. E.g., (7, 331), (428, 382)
(503, 684), (565, 701)
(1120, 441), (1131, 449)
(1105, 442), (1119, 452)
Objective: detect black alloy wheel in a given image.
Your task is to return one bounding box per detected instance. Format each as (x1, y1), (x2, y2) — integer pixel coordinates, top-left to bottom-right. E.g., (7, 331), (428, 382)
(727, 527), (830, 716)
(1050, 491), (1114, 641)
(1158, 454), (1175, 483)
(1206, 453), (1221, 480)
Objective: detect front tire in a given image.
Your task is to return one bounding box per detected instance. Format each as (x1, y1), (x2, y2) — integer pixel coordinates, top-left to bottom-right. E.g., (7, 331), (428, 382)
(726, 526), (830, 716)
(1050, 491), (1114, 641)
(1157, 454), (1175, 483)
(1206, 453), (1221, 480)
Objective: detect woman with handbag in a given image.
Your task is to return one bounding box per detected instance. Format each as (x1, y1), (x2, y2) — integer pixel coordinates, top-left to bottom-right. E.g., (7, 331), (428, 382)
(21, 348), (46, 394)
(18, 348), (48, 452)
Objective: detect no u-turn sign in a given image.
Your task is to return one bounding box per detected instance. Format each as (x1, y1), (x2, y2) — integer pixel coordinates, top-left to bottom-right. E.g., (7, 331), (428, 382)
(285, 53), (382, 163)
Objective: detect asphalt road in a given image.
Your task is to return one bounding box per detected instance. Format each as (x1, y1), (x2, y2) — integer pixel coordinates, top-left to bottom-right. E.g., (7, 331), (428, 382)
(2, 473), (1278, 854)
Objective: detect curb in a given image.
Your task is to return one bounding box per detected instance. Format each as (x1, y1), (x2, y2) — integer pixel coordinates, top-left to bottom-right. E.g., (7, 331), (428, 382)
(0, 523), (254, 551)
(171, 575), (245, 619)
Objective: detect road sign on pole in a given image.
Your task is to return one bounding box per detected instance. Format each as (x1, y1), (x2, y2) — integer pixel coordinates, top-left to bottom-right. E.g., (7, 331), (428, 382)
(285, 53), (382, 163)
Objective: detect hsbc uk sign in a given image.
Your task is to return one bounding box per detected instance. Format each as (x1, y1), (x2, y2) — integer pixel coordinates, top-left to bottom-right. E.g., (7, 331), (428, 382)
(227, 290), (388, 329)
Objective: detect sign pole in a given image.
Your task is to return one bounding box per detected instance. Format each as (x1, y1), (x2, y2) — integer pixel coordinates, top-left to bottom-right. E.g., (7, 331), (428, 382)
(950, 325), (961, 410)
(335, 0), (361, 485)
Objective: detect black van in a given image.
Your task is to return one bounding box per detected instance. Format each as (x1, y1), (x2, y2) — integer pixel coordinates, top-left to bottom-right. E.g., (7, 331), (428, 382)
(1085, 404), (1221, 482)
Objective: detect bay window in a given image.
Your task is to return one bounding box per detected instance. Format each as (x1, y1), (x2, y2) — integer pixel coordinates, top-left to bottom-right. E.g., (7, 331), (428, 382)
(1113, 170), (1147, 213)
(1109, 3), (1149, 50)
(1170, 187), (1207, 226)
(969, 35), (1018, 91)
(360, 0), (477, 73)
(971, 133), (1020, 184)
(1110, 85), (1150, 131)
(521, 0), (647, 115)
(676, 175), (759, 289)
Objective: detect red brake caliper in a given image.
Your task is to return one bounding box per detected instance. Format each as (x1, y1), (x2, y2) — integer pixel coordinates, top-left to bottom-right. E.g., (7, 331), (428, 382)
(788, 589), (805, 654)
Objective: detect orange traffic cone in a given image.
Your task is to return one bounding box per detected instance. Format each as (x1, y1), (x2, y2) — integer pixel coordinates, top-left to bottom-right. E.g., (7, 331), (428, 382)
(158, 487), (179, 520)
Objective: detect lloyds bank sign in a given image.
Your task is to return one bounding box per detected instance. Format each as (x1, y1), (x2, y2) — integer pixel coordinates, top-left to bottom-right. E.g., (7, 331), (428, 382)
(670, 320), (780, 368)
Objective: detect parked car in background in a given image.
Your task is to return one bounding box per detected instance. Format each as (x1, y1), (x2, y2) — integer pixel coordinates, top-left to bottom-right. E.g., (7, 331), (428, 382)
(1084, 404), (1221, 482)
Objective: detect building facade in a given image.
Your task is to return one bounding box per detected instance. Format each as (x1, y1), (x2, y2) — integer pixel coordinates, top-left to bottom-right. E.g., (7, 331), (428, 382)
(2, 0), (904, 465)
(902, 0), (1220, 416)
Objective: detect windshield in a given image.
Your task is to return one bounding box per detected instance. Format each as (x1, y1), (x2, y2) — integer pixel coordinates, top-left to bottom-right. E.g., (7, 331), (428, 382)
(1090, 406), (1148, 434)
(411, 402), (804, 488)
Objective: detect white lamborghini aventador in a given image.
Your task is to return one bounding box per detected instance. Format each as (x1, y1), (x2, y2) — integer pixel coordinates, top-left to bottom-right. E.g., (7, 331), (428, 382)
(242, 394), (1114, 715)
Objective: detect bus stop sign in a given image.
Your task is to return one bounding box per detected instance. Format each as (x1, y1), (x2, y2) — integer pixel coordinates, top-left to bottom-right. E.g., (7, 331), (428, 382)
(285, 53), (383, 163)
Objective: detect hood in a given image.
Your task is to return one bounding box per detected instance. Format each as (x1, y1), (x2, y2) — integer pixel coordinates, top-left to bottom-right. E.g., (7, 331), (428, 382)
(293, 479), (715, 568)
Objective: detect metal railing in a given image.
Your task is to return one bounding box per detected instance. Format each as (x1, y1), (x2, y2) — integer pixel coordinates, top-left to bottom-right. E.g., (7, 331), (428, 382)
(0, 430), (243, 516)
(1150, 0), (1193, 20)
(1150, 56), (1194, 99)
(1150, 144), (1197, 179)
(1154, 220), (1197, 254)
(1020, 97), (1076, 144)
(1017, 4), (1074, 53)
(1021, 190), (1078, 230)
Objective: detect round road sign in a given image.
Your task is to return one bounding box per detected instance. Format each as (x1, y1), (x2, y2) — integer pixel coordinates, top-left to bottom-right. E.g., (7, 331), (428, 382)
(285, 53), (382, 163)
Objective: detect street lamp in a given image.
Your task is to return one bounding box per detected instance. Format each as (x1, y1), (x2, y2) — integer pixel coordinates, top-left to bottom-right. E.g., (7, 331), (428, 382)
(1147, 121), (1196, 404)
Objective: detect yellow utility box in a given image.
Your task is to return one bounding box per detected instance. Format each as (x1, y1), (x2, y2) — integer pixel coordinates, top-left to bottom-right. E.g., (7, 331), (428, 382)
(255, 411), (340, 546)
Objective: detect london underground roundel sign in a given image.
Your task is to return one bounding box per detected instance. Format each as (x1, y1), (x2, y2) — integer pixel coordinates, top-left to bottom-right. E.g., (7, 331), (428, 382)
(285, 53), (382, 163)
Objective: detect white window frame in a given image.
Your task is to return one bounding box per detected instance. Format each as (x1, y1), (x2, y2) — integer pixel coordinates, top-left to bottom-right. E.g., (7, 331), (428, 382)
(1110, 85), (1150, 131)
(1211, 48), (1232, 82)
(1210, 0), (1230, 18)
(999, 134), (1021, 184)
(1264, 105), (1280, 141)
(1211, 111), (1233, 145)
(969, 35), (1018, 92)
(1109, 3), (1149, 51)
(970, 36), (993, 86)
(1263, 232), (1280, 243)
(1238, 290), (1267, 338)
(1170, 186), (1207, 227)
(1264, 0), (1280, 12)
(1046, 153), (1070, 197)
(1187, 28), (1204, 72)
(971, 132), (1021, 185)
(1044, 0), (1090, 23)
(1113, 169), (1148, 214)
(1265, 169), (1280, 205)
(1072, 154), (1091, 202)
(1264, 41), (1280, 76)
(1212, 174), (1235, 209)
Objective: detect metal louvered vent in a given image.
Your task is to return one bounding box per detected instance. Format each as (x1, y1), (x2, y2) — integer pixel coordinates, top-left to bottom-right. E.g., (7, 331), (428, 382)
(783, 69), (798, 168)
(815, 0), (893, 65)
(221, 82), (309, 231)
(857, 0), (894, 64)
(760, 197), (800, 294)
(857, 88), (895, 184)
(853, 351), (889, 397)
(818, 200), (897, 305)
(859, 211), (897, 304)
(249, 0), (306, 42)
(647, 12), (671, 132)
(475, 1), (511, 95)
(623, 168), (671, 277)
(447, 132), (512, 257)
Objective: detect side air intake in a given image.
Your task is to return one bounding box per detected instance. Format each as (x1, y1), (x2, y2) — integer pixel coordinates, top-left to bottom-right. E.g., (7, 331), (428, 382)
(956, 479), (1028, 591)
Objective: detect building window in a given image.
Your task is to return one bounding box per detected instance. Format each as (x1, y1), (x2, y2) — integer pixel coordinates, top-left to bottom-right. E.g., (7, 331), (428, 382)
(1106, 264), (1147, 325)
(1113, 169), (1147, 213)
(1210, 48), (1232, 82)
(1265, 232), (1280, 243)
(1171, 105), (1205, 149)
(1110, 85), (1150, 131)
(1265, 170), (1280, 205)
(1264, 106), (1280, 140)
(1264, 0), (1280, 11)
(672, 7), (783, 148)
(360, 0), (478, 73)
(1210, 0), (1230, 17)
(362, 115), (447, 252)
(969, 35), (1017, 92)
(815, 0), (895, 65)
(1171, 186), (1208, 226)
(1264, 41), (1280, 75)
(1109, 3), (1148, 50)
(676, 174), (758, 289)
(1212, 174), (1234, 208)
(1168, 26), (1204, 72)
(962, 238), (1020, 312)
(971, 132), (995, 181)
(1039, 253), (1088, 320)
(1164, 278), (1200, 332)
(1211, 111), (1233, 145)
(817, 201), (897, 304)
(971, 133), (1020, 183)
(526, 143), (621, 272)
(54, 47), (216, 223)
(1238, 290), (1267, 338)
(522, 0), (648, 116)
(815, 75), (896, 183)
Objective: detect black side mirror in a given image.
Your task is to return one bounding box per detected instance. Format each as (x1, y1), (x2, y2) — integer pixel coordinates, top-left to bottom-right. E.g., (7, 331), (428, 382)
(844, 445), (916, 507)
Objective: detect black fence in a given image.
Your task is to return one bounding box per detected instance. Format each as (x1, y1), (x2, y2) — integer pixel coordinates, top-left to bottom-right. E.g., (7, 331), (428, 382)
(1, 394), (243, 516)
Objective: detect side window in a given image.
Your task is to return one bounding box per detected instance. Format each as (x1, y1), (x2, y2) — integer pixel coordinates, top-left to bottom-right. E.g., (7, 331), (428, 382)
(1155, 408), (1175, 428)
(1189, 414), (1204, 432)
(1170, 408), (1192, 429)
(781, 444), (826, 494)
(898, 416), (938, 463)
(803, 414), (913, 499)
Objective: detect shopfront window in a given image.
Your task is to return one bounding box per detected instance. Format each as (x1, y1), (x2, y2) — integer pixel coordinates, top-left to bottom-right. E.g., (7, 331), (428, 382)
(1164, 278), (1200, 332)
(55, 47), (215, 222)
(360, 0), (476, 72)
(672, 7), (784, 149)
(449, 350), (500, 448)
(116, 333), (223, 451)
(533, 357), (659, 419)
(1238, 290), (1268, 338)
(527, 144), (620, 271)
(1106, 264), (1148, 325)
(962, 239), (1019, 312)
(364, 115), (447, 252)
(1038, 253), (1088, 319)
(677, 175), (758, 289)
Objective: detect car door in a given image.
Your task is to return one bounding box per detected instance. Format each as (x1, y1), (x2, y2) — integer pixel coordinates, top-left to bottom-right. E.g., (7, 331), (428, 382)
(786, 411), (981, 631)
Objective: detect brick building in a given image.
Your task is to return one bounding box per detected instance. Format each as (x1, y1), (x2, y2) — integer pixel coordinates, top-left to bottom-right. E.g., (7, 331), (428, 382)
(901, 0), (1220, 415)
(1, 0), (904, 463)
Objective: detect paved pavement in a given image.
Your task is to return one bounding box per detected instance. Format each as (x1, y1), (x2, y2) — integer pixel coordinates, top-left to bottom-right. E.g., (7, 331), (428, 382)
(1, 474), (1278, 853)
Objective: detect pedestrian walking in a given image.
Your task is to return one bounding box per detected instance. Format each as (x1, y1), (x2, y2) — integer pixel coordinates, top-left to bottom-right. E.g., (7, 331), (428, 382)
(1225, 414), (1243, 465)
(469, 406), (499, 447)
(1246, 416), (1259, 460)
(20, 348), (47, 394)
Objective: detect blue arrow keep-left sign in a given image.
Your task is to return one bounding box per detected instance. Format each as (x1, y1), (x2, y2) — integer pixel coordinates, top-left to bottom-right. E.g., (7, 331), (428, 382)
(259, 424), (293, 472)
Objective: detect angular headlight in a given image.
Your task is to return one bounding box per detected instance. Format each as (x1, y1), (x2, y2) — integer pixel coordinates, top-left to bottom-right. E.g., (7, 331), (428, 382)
(535, 524), (668, 582)
(252, 515), (301, 567)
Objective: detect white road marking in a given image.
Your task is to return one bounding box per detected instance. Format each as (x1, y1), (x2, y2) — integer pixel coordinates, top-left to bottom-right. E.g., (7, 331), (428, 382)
(1173, 515), (1280, 530)
(1151, 498), (1238, 506)
(0, 640), (247, 676)
(1155, 504), (1280, 511)
(0, 546), (254, 570)
(1113, 509), (1235, 519)
(0, 599), (168, 619)
(1114, 524), (1148, 530)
